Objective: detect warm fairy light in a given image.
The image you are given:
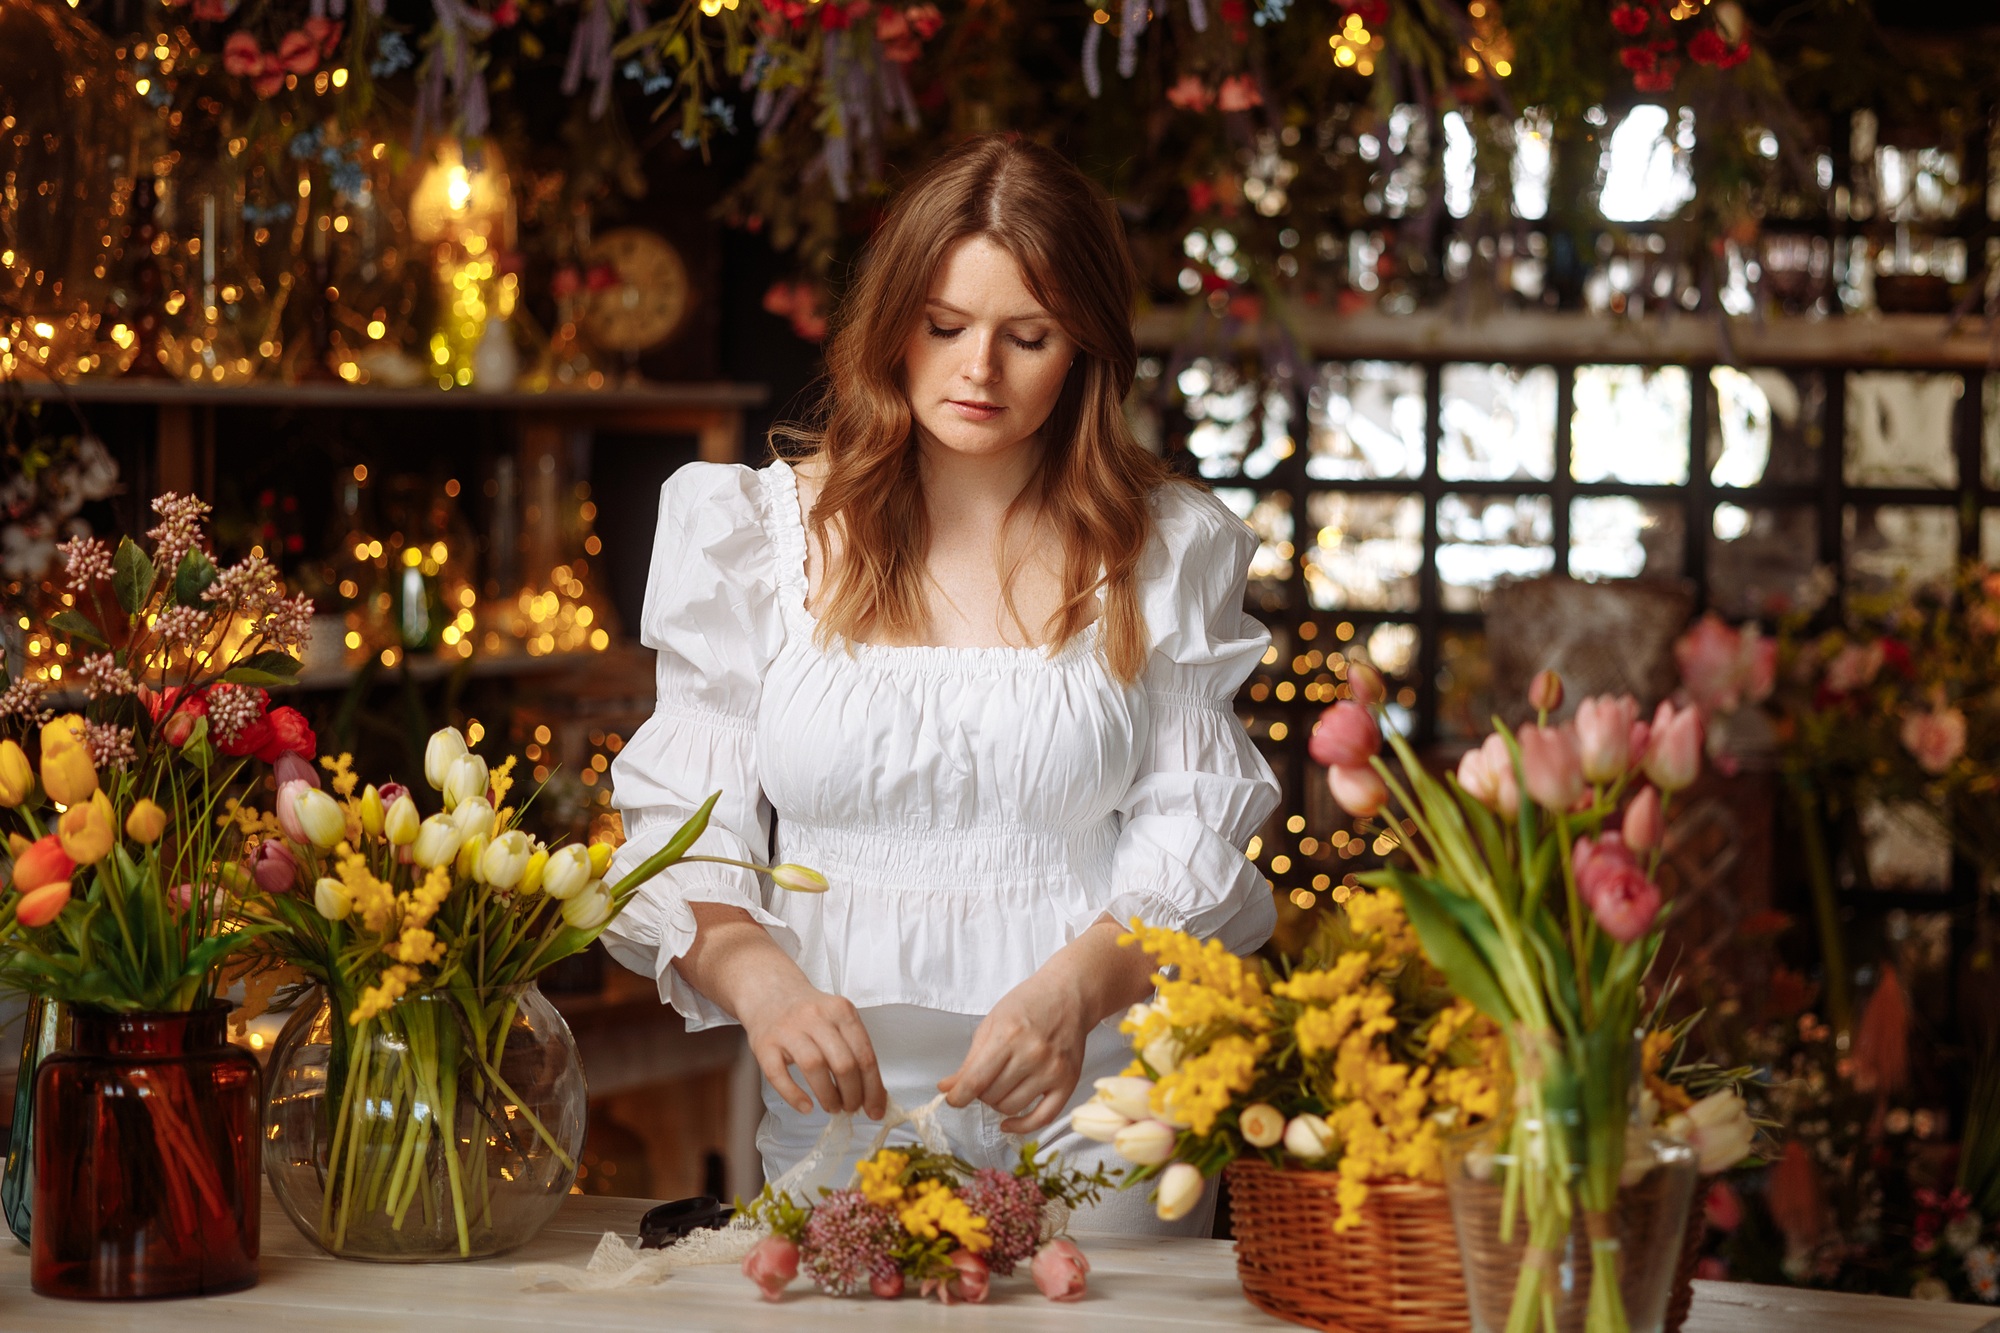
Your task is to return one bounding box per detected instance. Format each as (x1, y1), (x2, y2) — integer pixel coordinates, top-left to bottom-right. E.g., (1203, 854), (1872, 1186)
(332, 67), (349, 88)
(367, 319), (386, 339)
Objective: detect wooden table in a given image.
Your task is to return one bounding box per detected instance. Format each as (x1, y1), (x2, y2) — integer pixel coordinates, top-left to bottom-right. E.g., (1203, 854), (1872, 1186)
(0, 1189), (1990, 1331)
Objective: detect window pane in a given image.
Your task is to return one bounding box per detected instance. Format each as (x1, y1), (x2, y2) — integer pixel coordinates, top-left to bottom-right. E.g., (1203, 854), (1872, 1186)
(1984, 373), (2000, 488)
(1306, 361), (1425, 480)
(1983, 510), (2000, 565)
(1844, 371), (1961, 487)
(1215, 487), (1294, 614)
(1708, 504), (1819, 618)
(1306, 492), (1423, 611)
(1439, 363), (1557, 481)
(1177, 357), (1257, 478)
(1709, 367), (1825, 488)
(1573, 365), (1690, 484)
(1844, 504), (1958, 593)
(1571, 497), (1684, 581)
(1436, 630), (1493, 743)
(1438, 494), (1553, 611)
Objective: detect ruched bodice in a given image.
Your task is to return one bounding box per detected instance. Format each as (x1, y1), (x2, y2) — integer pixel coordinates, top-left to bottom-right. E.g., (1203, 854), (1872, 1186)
(603, 459), (1280, 1028)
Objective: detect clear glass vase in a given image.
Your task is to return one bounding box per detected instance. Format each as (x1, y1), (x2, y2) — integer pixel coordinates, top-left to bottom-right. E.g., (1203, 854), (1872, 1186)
(263, 984), (586, 1262)
(1444, 1122), (1697, 1333)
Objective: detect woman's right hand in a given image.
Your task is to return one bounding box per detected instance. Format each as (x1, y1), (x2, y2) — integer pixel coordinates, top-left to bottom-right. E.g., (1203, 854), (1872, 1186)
(679, 902), (886, 1119)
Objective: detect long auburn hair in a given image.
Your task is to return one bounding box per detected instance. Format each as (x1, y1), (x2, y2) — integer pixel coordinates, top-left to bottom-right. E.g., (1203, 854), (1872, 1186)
(775, 134), (1177, 683)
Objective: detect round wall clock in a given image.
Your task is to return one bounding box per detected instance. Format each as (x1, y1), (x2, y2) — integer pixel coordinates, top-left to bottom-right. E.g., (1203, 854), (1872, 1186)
(581, 227), (691, 354)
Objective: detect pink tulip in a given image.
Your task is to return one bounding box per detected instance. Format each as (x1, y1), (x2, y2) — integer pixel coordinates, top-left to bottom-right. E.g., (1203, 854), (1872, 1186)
(276, 778), (313, 844)
(1900, 706), (1966, 775)
(742, 1236), (799, 1302)
(1704, 1181), (1744, 1233)
(1308, 702), (1381, 770)
(169, 883), (227, 914)
(871, 1267), (905, 1299)
(1674, 613), (1776, 715)
(1457, 733), (1520, 818)
(1574, 695), (1641, 784)
(923, 1250), (991, 1305)
(1328, 764), (1389, 817)
(1822, 640), (1885, 695)
(1529, 668), (1564, 714)
(1518, 724), (1584, 812)
(1031, 1238), (1091, 1302)
(1622, 785), (1664, 853)
(1572, 833), (1662, 942)
(274, 750), (320, 790)
(1642, 702), (1703, 793)
(1347, 661), (1387, 707)
(251, 837), (299, 895)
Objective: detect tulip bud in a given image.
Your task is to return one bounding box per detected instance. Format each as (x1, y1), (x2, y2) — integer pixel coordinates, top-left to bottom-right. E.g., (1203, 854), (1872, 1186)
(1141, 1031), (1182, 1077)
(1643, 702), (1703, 793)
(252, 837), (299, 895)
(125, 798), (168, 845)
(39, 713), (98, 806)
(1284, 1113), (1335, 1159)
(161, 708), (201, 748)
(588, 842), (613, 877)
(1328, 764), (1389, 817)
(16, 880), (71, 928)
(1154, 1163), (1204, 1222)
(7, 831), (29, 860)
(541, 844), (592, 900)
(275, 779), (312, 844)
(1113, 1119), (1179, 1167)
(1308, 702), (1382, 770)
(1458, 733), (1520, 818)
(560, 881), (614, 931)
(481, 830), (534, 890)
(451, 796), (494, 839)
(770, 863), (829, 893)
(293, 787), (347, 850)
(520, 846), (549, 894)
(314, 875), (352, 921)
(358, 785), (385, 837)
(1068, 1100), (1131, 1143)
(1092, 1075), (1156, 1123)
(1529, 668), (1565, 714)
(57, 790), (116, 867)
(1347, 661), (1387, 707)
(1238, 1103), (1286, 1149)
(383, 792), (421, 846)
(742, 1235), (799, 1303)
(12, 835), (74, 894)
(423, 726), (468, 791)
(443, 752), (489, 812)
(0, 739), (33, 807)
(411, 814), (463, 869)
(457, 830), (490, 881)
(274, 750), (319, 791)
(1519, 723), (1585, 812)
(1574, 695), (1641, 784)
(1622, 785), (1664, 853)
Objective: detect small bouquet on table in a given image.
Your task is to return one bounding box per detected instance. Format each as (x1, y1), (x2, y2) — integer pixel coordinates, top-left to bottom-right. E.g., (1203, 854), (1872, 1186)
(0, 494), (318, 1300)
(245, 725), (829, 1262)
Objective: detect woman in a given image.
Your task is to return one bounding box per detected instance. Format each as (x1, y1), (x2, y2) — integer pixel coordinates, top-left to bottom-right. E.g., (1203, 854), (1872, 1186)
(603, 135), (1278, 1235)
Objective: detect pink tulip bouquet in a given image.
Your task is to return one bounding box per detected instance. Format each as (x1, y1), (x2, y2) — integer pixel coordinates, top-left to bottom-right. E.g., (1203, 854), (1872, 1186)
(1312, 666), (1706, 1333)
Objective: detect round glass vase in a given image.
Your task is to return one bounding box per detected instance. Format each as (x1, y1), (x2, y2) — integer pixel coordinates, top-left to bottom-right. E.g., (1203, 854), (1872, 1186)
(30, 1005), (262, 1299)
(1443, 1121), (1697, 1333)
(263, 983), (586, 1262)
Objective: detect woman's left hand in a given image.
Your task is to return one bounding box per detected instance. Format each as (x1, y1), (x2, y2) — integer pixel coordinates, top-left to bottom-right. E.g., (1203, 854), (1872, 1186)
(938, 916), (1155, 1134)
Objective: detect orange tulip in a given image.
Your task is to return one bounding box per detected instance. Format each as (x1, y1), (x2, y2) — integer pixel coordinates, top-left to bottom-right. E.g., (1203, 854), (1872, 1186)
(57, 790), (116, 867)
(39, 714), (98, 806)
(12, 835), (74, 894)
(16, 880), (71, 928)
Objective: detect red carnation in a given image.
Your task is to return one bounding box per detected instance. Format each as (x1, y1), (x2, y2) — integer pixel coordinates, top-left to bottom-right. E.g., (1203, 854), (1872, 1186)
(1688, 29), (1727, 65)
(1717, 40), (1750, 68)
(1633, 63), (1677, 92)
(1610, 3), (1650, 36)
(1619, 46), (1656, 73)
(256, 707), (318, 764)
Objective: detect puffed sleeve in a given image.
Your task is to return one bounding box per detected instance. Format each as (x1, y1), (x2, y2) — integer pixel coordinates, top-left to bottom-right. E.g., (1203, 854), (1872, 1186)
(1099, 487), (1281, 954)
(603, 463), (797, 1030)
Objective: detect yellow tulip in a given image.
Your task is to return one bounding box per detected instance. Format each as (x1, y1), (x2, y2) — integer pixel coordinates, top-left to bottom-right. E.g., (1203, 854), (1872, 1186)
(39, 714), (97, 806)
(57, 790), (116, 866)
(125, 798), (168, 845)
(519, 847), (549, 895)
(587, 842), (613, 877)
(0, 739), (33, 806)
(358, 785), (385, 838)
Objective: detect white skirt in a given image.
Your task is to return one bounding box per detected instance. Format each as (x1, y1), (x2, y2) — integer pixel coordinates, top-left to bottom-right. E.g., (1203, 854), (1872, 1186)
(754, 1004), (1218, 1238)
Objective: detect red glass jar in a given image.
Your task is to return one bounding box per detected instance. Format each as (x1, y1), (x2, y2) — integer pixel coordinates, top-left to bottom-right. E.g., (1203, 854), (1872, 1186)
(31, 1005), (261, 1299)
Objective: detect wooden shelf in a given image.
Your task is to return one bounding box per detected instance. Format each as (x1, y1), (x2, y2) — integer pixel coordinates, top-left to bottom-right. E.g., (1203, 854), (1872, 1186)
(7, 378), (769, 412)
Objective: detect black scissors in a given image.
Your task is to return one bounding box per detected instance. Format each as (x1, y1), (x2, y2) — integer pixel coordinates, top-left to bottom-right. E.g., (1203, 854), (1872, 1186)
(637, 1195), (734, 1249)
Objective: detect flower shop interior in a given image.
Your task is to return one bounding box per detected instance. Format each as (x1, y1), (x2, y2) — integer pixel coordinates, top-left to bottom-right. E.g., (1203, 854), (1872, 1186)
(6, 0), (2000, 1326)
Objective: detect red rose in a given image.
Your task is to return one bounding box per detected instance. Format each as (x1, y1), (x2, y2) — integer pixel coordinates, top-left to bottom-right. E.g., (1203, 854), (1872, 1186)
(1610, 3), (1650, 36)
(220, 715), (274, 760)
(256, 706), (318, 764)
(1619, 45), (1656, 73)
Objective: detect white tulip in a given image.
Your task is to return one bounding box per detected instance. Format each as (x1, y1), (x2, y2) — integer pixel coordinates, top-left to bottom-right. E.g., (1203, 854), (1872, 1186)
(1283, 1113), (1335, 1160)
(314, 876), (352, 921)
(1113, 1119), (1179, 1167)
(1093, 1075), (1156, 1124)
(541, 844), (592, 900)
(561, 881), (613, 931)
(294, 787), (347, 851)
(424, 726), (468, 791)
(1238, 1103), (1286, 1149)
(451, 796), (494, 838)
(443, 752), (489, 812)
(1154, 1163), (1204, 1222)
(1666, 1089), (1756, 1175)
(1142, 1032), (1184, 1077)
(1067, 1100), (1131, 1144)
(411, 814), (463, 869)
(480, 831), (534, 891)
(769, 863), (829, 893)
(383, 792), (421, 846)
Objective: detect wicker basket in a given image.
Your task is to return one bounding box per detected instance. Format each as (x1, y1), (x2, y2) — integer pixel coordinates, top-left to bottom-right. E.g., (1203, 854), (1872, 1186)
(1226, 1160), (1469, 1333)
(1662, 1197), (1708, 1333)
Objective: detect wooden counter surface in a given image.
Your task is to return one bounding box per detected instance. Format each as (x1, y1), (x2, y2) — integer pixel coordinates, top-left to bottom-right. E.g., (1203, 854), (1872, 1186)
(0, 1188), (1990, 1331)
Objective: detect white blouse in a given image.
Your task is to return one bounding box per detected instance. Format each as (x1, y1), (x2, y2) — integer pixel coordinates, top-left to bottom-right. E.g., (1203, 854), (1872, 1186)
(602, 460), (1280, 1031)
